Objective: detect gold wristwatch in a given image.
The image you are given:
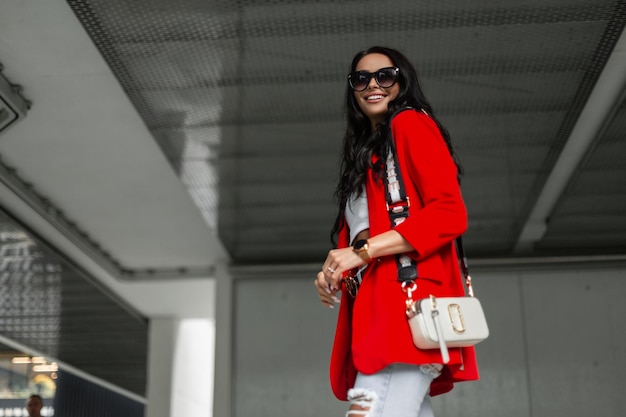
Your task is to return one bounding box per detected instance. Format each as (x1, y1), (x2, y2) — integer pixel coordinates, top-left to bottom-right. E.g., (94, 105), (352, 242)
(353, 239), (371, 262)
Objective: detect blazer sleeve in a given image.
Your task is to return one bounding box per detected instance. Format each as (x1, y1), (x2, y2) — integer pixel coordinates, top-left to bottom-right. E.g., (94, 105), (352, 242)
(390, 110), (467, 259)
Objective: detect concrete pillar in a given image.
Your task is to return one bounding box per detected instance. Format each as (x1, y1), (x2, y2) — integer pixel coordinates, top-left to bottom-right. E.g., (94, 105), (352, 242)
(213, 267), (234, 417)
(146, 317), (179, 417)
(171, 319), (215, 417)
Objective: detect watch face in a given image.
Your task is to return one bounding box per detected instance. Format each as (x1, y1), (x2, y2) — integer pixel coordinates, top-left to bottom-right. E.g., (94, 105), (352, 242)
(353, 239), (371, 261)
(354, 239), (368, 251)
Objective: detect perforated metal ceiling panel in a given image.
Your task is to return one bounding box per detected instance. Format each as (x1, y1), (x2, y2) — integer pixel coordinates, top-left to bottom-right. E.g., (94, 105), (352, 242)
(65, 0), (626, 263)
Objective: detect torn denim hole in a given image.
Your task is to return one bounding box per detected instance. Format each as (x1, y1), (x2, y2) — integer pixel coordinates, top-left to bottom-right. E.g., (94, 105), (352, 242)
(346, 388), (377, 417)
(419, 364), (443, 379)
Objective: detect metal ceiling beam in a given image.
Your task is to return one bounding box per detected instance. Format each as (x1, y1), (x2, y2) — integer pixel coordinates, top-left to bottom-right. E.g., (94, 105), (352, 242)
(0, 159), (215, 281)
(514, 28), (626, 253)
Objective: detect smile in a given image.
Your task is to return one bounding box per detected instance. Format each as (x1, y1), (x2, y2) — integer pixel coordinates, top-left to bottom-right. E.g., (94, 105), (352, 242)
(365, 94), (386, 101)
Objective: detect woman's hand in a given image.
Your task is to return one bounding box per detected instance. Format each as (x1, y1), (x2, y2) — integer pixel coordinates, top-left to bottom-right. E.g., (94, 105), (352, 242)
(314, 270), (340, 308)
(314, 229), (413, 308)
(314, 247), (366, 308)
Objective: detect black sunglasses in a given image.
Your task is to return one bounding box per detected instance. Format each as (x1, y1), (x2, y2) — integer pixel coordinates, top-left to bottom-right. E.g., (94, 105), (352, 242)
(348, 67), (399, 92)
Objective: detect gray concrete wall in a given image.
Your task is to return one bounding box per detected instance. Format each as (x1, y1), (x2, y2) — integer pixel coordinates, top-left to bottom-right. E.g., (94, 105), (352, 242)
(231, 264), (626, 417)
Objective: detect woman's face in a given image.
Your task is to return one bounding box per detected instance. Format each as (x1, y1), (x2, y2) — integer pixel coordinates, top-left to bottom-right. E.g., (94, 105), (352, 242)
(353, 53), (400, 128)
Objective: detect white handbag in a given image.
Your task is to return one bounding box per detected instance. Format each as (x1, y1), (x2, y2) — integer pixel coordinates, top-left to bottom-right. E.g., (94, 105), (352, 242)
(405, 292), (489, 363)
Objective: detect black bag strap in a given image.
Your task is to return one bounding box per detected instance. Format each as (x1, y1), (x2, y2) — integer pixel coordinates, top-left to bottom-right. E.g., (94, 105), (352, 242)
(385, 108), (474, 295)
(384, 108), (418, 283)
(455, 235), (474, 296)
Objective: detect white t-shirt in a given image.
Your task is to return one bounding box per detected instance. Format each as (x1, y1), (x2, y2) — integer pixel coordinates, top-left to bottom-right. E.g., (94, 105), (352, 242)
(345, 186), (370, 244)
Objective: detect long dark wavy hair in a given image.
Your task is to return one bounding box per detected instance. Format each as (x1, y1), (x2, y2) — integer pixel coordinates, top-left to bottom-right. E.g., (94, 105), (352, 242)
(331, 46), (463, 244)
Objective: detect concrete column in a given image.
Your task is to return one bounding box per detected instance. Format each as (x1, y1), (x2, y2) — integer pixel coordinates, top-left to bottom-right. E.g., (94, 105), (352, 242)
(171, 319), (215, 417)
(213, 266), (234, 417)
(145, 317), (179, 417)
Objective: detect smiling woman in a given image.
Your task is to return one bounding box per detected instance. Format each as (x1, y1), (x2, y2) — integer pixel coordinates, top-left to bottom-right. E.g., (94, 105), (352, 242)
(349, 55), (401, 129)
(314, 46), (479, 417)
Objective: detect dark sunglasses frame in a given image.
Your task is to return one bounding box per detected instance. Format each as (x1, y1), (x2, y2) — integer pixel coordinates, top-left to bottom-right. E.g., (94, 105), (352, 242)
(348, 67), (400, 92)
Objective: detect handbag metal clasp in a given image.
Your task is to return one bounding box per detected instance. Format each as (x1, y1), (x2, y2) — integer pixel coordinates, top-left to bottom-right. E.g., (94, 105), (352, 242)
(429, 294), (437, 310)
(448, 304), (466, 333)
(402, 281), (418, 318)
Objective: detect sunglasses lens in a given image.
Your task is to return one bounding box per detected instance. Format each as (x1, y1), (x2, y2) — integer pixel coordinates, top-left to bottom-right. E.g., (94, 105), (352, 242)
(376, 68), (397, 88)
(349, 71), (370, 91)
(348, 68), (398, 91)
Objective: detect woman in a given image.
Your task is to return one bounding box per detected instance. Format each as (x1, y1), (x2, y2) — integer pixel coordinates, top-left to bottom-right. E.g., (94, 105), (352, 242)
(314, 46), (479, 417)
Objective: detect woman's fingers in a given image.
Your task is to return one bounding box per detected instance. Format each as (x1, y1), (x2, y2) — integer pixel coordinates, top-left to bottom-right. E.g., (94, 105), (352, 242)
(322, 264), (340, 291)
(323, 248), (365, 284)
(315, 272), (340, 308)
(316, 246), (365, 308)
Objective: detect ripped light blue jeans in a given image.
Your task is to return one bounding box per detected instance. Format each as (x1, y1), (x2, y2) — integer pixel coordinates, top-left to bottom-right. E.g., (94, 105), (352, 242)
(346, 363), (442, 417)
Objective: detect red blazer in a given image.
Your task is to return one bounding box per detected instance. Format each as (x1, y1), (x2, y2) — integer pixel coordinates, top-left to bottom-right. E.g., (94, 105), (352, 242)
(329, 109), (479, 400)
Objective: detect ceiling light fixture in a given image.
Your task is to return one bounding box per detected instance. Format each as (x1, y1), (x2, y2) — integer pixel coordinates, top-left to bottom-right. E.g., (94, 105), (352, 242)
(33, 363), (58, 373)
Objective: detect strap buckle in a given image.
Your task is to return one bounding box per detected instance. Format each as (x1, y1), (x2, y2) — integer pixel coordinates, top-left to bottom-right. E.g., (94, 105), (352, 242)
(386, 197), (410, 225)
(385, 196), (410, 213)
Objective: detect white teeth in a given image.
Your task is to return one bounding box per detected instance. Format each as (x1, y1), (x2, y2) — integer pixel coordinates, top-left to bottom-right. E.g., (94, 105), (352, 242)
(367, 95), (384, 100)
